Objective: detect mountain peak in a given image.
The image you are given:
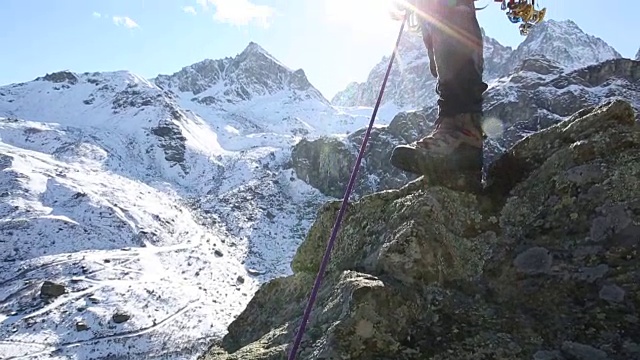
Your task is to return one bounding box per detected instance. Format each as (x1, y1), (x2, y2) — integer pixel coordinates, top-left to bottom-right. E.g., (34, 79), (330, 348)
(236, 41), (290, 71)
(331, 19), (624, 110)
(542, 18), (579, 30)
(242, 41), (267, 55)
(239, 41), (271, 61)
(635, 47), (640, 61)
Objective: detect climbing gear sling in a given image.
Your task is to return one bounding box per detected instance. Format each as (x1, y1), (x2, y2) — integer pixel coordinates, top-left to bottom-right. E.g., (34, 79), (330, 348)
(497, 0), (547, 35)
(286, 12), (409, 360)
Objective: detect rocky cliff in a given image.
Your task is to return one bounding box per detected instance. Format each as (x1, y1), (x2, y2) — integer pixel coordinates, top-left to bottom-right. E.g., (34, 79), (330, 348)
(201, 99), (640, 360)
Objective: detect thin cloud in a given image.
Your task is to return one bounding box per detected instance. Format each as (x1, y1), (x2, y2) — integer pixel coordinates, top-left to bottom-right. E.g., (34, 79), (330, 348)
(92, 12), (102, 18)
(112, 16), (140, 29)
(183, 6), (197, 15)
(197, 0), (275, 28)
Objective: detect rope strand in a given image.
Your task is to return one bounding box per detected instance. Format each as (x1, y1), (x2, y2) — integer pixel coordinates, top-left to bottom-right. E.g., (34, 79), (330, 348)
(286, 12), (409, 360)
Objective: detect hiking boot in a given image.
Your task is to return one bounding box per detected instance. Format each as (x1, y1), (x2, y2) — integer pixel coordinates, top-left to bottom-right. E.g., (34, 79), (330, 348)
(390, 112), (484, 192)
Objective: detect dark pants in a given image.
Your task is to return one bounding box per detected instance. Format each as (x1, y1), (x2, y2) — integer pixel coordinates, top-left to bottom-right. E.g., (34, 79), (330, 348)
(420, 0), (488, 117)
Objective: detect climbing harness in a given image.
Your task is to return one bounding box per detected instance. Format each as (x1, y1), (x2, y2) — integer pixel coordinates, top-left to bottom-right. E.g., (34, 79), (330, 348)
(286, 13), (409, 360)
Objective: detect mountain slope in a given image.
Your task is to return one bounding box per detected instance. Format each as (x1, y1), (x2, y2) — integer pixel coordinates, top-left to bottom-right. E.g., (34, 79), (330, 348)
(0, 110), (327, 360)
(331, 34), (437, 109)
(482, 28), (515, 79)
(0, 70), (226, 186)
(0, 135), (247, 358)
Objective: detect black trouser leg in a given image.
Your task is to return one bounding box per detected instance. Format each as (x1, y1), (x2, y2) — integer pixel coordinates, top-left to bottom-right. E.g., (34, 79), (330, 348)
(422, 0), (488, 117)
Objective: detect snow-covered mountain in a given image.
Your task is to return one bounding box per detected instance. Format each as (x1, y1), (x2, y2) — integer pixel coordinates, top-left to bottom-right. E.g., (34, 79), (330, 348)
(0, 70), (226, 186)
(332, 20), (622, 110)
(154, 42), (327, 107)
(504, 19), (621, 74)
(0, 43), (385, 359)
(635, 47), (640, 60)
(0, 20), (637, 360)
(331, 31), (513, 110)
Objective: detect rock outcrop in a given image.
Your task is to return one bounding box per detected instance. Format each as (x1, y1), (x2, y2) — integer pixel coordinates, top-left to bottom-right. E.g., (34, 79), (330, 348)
(201, 100), (640, 360)
(290, 113), (427, 198)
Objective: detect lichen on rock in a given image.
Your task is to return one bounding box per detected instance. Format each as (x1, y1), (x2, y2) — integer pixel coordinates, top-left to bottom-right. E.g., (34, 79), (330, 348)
(201, 100), (640, 360)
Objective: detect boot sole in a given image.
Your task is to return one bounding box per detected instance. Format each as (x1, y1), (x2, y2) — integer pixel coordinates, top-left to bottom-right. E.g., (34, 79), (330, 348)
(390, 144), (483, 193)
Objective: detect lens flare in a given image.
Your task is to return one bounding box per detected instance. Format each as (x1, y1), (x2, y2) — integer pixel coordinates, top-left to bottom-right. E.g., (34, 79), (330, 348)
(483, 117), (505, 138)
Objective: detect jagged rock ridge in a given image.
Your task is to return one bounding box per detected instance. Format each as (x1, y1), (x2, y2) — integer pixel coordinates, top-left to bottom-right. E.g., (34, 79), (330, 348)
(202, 99), (640, 360)
(332, 20), (622, 109)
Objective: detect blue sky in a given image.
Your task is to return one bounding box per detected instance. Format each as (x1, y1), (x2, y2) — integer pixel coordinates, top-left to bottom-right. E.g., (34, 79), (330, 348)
(1, 0), (637, 99)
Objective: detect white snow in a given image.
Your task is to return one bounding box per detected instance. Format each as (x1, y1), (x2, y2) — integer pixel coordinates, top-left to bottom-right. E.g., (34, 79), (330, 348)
(0, 144), (254, 358)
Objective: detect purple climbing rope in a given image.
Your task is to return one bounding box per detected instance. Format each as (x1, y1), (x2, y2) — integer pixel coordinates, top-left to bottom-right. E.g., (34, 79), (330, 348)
(287, 14), (409, 360)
